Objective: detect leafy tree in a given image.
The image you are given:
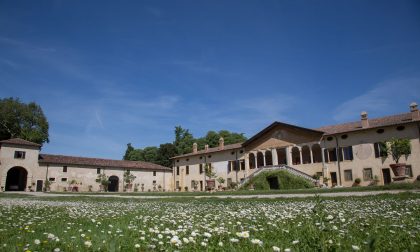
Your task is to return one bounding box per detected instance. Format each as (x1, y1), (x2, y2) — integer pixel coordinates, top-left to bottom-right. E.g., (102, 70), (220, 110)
(0, 97), (49, 144)
(174, 126), (194, 155)
(384, 138), (411, 163)
(156, 143), (177, 167)
(123, 143), (135, 160)
(142, 147), (159, 162)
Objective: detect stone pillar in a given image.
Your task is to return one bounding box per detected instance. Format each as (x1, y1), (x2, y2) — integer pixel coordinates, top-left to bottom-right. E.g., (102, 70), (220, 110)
(286, 146), (292, 166)
(263, 152), (266, 167)
(272, 148), (278, 166)
(245, 154), (250, 170)
(310, 146), (314, 164)
(299, 147), (303, 165)
(254, 153), (258, 168)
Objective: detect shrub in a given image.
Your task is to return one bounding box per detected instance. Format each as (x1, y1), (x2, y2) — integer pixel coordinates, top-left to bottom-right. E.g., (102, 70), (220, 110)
(242, 170), (315, 190)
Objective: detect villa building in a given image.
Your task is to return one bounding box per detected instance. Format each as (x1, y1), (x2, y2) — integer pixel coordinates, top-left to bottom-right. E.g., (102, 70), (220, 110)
(1, 102), (419, 192)
(0, 138), (172, 192)
(171, 103), (420, 191)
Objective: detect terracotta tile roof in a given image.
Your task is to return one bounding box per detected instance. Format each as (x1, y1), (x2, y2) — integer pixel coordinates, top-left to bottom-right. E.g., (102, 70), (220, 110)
(172, 143), (243, 159)
(316, 112), (417, 135)
(0, 138), (41, 147)
(38, 154), (171, 171)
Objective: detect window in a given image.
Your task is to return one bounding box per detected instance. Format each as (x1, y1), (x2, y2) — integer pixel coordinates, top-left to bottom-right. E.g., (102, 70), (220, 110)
(405, 165), (413, 177)
(97, 168), (101, 174)
(176, 167), (180, 175)
(14, 151), (26, 159)
(327, 136), (333, 141)
(396, 126), (405, 131)
(152, 180), (156, 184)
(153, 171), (156, 176)
(363, 168), (373, 181)
(61, 178), (68, 182)
(328, 148), (337, 162)
(376, 129), (385, 134)
(227, 178), (232, 187)
(63, 166), (67, 173)
(49, 177), (56, 182)
(229, 160), (238, 171)
(176, 181), (179, 189)
(186, 158), (189, 161)
(341, 134), (348, 139)
(186, 166), (189, 175)
(344, 170), (353, 181)
(199, 164), (203, 174)
(374, 142), (388, 158)
(340, 146), (353, 161)
(240, 160), (245, 170)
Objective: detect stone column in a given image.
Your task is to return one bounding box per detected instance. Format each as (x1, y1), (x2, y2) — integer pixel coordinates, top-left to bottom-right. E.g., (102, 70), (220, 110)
(286, 146), (292, 166)
(254, 153), (258, 169)
(263, 152), (266, 167)
(299, 147), (303, 165)
(310, 146), (314, 164)
(272, 148), (278, 166)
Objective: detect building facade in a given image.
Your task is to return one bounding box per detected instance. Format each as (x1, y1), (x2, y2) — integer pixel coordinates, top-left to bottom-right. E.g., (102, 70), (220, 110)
(0, 138), (172, 192)
(1, 103), (419, 192)
(172, 103), (420, 191)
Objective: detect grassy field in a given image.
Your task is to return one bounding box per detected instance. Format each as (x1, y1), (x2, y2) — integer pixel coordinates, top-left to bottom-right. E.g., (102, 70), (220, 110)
(42, 181), (420, 197)
(0, 193), (418, 251)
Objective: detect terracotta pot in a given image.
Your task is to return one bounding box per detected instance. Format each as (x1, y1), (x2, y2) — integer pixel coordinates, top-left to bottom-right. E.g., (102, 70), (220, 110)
(390, 163), (406, 177)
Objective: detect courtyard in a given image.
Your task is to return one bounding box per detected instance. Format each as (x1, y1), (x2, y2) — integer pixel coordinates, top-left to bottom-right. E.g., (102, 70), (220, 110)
(0, 192), (419, 251)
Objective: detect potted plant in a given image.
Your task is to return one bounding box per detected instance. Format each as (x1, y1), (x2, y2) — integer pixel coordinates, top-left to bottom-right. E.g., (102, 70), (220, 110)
(158, 184), (162, 192)
(217, 177), (225, 190)
(205, 164), (217, 191)
(383, 138), (411, 177)
(123, 170), (136, 191)
(141, 183), (145, 192)
(88, 185), (93, 192)
(96, 173), (109, 192)
(134, 183), (139, 192)
(352, 178), (361, 187)
(44, 180), (53, 192)
(191, 180), (199, 191)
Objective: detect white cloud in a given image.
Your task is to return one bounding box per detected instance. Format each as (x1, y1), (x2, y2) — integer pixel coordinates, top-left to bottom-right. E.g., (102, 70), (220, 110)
(333, 77), (420, 122)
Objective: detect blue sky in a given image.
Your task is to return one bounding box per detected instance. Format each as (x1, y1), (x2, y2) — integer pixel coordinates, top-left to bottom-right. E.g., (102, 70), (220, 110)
(1, 0), (420, 159)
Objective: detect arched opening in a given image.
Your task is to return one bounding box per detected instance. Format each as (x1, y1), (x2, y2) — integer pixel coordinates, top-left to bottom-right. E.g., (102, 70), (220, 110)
(108, 176), (119, 192)
(291, 147), (301, 165)
(312, 144), (322, 163)
(257, 152), (264, 168)
(265, 150), (273, 166)
(249, 153), (256, 169)
(276, 148), (287, 165)
(302, 146), (311, 164)
(6, 167), (28, 191)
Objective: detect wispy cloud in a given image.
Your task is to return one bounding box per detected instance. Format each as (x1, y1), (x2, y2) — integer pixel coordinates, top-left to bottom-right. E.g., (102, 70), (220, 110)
(333, 77), (420, 122)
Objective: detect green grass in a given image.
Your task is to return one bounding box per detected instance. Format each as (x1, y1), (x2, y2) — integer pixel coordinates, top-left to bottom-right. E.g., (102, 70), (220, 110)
(0, 193), (418, 251)
(241, 170), (315, 190)
(37, 180), (420, 197)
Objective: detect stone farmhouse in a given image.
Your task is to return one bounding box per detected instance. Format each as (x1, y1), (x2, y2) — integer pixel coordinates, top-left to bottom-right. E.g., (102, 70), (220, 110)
(1, 102), (419, 192)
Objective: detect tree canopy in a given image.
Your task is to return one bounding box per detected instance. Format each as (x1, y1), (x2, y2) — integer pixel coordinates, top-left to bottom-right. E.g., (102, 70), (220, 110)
(123, 126), (247, 167)
(0, 97), (49, 144)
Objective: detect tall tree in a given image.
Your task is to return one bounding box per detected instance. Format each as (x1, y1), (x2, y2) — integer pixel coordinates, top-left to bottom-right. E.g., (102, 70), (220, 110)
(123, 143), (135, 160)
(0, 97), (49, 144)
(173, 126), (194, 155)
(156, 143), (177, 167)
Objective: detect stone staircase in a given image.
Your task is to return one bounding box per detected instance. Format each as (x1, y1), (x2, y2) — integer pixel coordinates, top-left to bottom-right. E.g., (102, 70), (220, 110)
(238, 165), (317, 188)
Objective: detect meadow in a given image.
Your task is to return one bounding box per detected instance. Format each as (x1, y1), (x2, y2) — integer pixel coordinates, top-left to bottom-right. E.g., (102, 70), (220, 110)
(0, 193), (419, 251)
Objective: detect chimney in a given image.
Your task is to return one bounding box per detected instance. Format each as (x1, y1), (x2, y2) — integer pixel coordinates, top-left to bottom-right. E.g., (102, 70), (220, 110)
(361, 111), (369, 128)
(219, 137), (224, 150)
(192, 143), (198, 153)
(410, 102), (419, 120)
(204, 144), (209, 152)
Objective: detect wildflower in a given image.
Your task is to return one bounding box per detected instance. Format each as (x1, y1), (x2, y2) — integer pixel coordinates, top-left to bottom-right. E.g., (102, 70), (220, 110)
(251, 239), (263, 246)
(230, 238), (239, 243)
(54, 248), (60, 252)
(218, 241), (223, 247)
(326, 215), (334, 220)
(170, 236), (180, 245)
(201, 242), (207, 247)
(203, 232), (211, 238)
(292, 240), (299, 245)
(134, 244), (140, 248)
(236, 231), (250, 238)
(284, 249), (291, 252)
(34, 239), (40, 245)
(352, 245), (360, 251)
(84, 241), (92, 247)
(273, 246), (280, 252)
